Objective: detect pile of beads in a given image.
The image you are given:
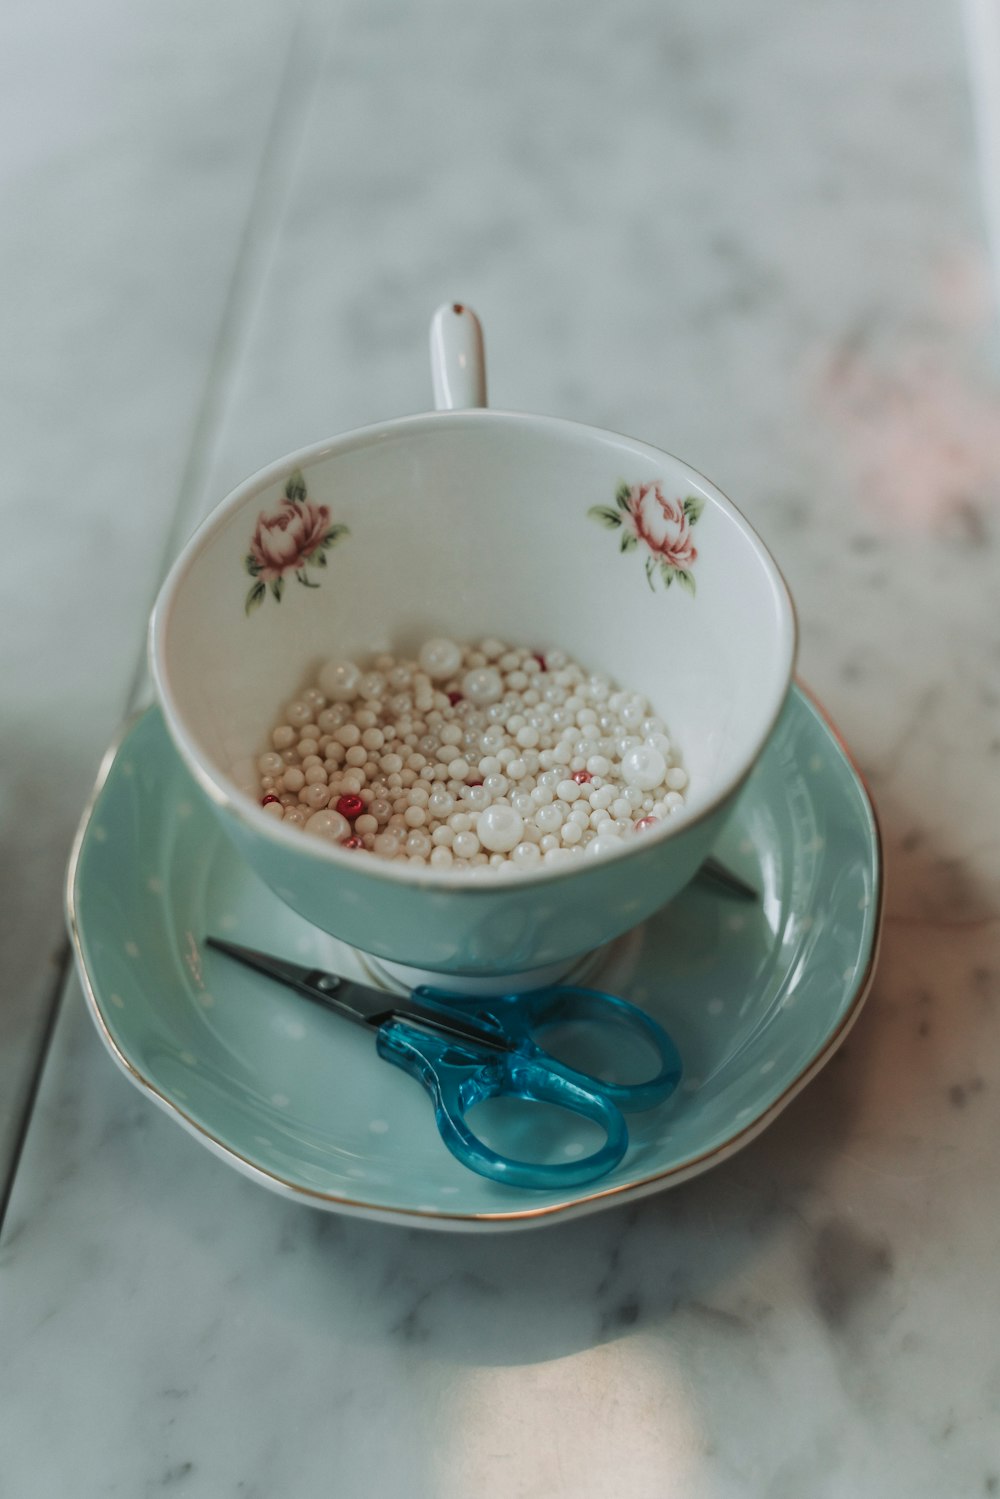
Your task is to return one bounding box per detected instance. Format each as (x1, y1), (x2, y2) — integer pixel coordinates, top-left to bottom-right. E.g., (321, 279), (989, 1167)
(256, 639), (688, 873)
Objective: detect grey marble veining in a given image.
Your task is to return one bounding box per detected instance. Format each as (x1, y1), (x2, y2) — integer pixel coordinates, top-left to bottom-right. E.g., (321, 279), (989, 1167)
(3, 0), (1000, 1493)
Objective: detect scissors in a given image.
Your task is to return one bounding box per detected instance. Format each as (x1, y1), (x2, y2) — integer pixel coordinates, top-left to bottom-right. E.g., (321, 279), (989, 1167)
(206, 937), (682, 1190)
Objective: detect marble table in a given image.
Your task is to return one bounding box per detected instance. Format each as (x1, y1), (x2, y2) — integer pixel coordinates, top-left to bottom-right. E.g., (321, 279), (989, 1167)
(3, 0), (999, 1492)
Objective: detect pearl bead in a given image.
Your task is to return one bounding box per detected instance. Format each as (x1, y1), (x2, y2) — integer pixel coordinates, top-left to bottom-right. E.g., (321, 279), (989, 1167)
(620, 744), (667, 792)
(262, 799), (285, 819)
(430, 845), (454, 868)
(666, 766), (688, 791)
(272, 725), (296, 750)
(461, 667), (503, 705)
(258, 751), (285, 776)
(405, 830), (432, 858)
(512, 841), (541, 866)
(448, 757), (470, 780)
(476, 804), (525, 853)
(453, 830), (481, 859)
(557, 779), (581, 803)
(305, 809), (350, 840)
(665, 791), (685, 810)
(318, 660), (361, 701)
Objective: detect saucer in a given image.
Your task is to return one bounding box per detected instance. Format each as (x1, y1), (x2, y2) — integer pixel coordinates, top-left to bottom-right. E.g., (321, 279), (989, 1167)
(66, 685), (882, 1231)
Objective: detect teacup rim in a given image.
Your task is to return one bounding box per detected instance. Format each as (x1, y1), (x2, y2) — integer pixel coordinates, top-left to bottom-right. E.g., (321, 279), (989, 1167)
(149, 405), (798, 891)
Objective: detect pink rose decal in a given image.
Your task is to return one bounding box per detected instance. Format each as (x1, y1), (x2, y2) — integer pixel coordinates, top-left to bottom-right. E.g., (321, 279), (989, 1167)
(244, 470), (349, 613)
(589, 481), (704, 593)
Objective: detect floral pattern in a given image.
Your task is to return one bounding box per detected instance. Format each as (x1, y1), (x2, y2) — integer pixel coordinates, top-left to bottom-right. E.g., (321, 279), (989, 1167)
(243, 470), (349, 613)
(588, 481), (704, 594)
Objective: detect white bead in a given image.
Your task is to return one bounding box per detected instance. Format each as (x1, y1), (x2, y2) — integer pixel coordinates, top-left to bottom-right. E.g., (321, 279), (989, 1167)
(428, 790), (454, 817)
(556, 779), (581, 803)
(453, 830), (481, 859)
(430, 845), (454, 868)
(448, 757), (470, 780)
(272, 725), (297, 750)
(586, 833), (623, 859)
(544, 846), (573, 866)
(258, 751), (285, 776)
(515, 725), (539, 748)
(665, 791), (685, 810)
(304, 809), (350, 841)
(589, 786), (614, 810)
(318, 660), (360, 702)
(535, 804), (564, 832)
(507, 758), (528, 780)
(283, 768), (305, 792)
(621, 744), (667, 791)
(419, 638), (463, 680)
(461, 667), (503, 705)
(666, 766), (688, 791)
(586, 755), (610, 777)
(561, 821), (582, 845)
(404, 806), (426, 827)
(406, 830), (432, 857)
(540, 834), (560, 853)
(262, 800), (285, 819)
(355, 814), (378, 835)
(512, 841), (541, 866)
(476, 804), (525, 853)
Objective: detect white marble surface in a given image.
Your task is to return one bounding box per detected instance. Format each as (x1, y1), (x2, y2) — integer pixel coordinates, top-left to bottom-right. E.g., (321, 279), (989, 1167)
(3, 0), (1000, 1493)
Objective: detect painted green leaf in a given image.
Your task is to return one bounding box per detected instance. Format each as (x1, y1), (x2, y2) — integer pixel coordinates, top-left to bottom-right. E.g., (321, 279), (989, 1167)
(683, 494), (705, 524)
(285, 469), (307, 503)
(270, 576), (284, 602)
(675, 568), (696, 595)
(309, 548), (328, 567)
(244, 554), (261, 577)
(660, 562), (675, 588)
(296, 569), (320, 588)
(645, 556), (656, 591)
(615, 482), (632, 511)
(323, 524), (350, 546)
(245, 581), (266, 615)
(588, 505), (622, 529)
(619, 531), (638, 553)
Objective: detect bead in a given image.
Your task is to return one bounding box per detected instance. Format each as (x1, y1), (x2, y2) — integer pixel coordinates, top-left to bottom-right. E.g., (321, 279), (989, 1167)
(430, 845), (454, 868)
(272, 725), (296, 750)
(318, 659), (361, 701)
(634, 815), (659, 833)
(261, 793), (281, 807)
(453, 830), (481, 859)
(476, 804), (525, 853)
(418, 639), (463, 680)
(355, 814), (378, 835)
(404, 806), (427, 827)
(258, 751), (285, 776)
(557, 779), (582, 803)
(342, 835), (364, 849)
(405, 830), (432, 858)
(262, 799), (285, 819)
(621, 744), (667, 792)
(572, 769), (592, 784)
(461, 667), (503, 705)
(666, 767), (688, 791)
(336, 794), (364, 820)
(304, 809), (350, 841)
(283, 768), (305, 792)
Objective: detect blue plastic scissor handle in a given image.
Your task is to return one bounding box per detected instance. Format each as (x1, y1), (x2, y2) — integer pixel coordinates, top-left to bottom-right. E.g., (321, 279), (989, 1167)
(375, 984), (682, 1190)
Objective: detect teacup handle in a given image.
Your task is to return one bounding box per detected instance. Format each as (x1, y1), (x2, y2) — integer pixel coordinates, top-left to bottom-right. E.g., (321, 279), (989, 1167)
(430, 303), (487, 410)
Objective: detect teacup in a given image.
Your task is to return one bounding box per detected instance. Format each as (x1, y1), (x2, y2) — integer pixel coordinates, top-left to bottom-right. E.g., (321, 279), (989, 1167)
(150, 305), (796, 993)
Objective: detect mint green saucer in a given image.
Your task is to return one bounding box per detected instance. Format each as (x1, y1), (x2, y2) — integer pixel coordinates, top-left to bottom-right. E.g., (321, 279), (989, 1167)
(67, 686), (881, 1230)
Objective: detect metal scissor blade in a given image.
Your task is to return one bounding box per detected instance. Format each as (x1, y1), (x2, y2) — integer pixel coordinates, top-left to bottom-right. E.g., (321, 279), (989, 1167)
(205, 937), (512, 1049)
(204, 936), (389, 1029)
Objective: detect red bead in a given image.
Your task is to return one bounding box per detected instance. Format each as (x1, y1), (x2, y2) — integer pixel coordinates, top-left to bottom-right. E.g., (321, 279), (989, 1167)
(336, 794), (364, 820)
(447, 691), (463, 706)
(467, 779), (484, 787)
(634, 816), (659, 833)
(341, 835), (364, 849)
(572, 770), (592, 784)
(261, 794), (281, 806)
(533, 652), (547, 671)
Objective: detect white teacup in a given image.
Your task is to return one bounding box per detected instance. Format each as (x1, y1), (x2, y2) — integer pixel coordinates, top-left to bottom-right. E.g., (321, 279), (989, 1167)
(150, 305), (796, 993)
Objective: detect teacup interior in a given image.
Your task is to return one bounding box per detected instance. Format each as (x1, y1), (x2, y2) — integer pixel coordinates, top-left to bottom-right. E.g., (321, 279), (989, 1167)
(155, 411), (794, 826)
